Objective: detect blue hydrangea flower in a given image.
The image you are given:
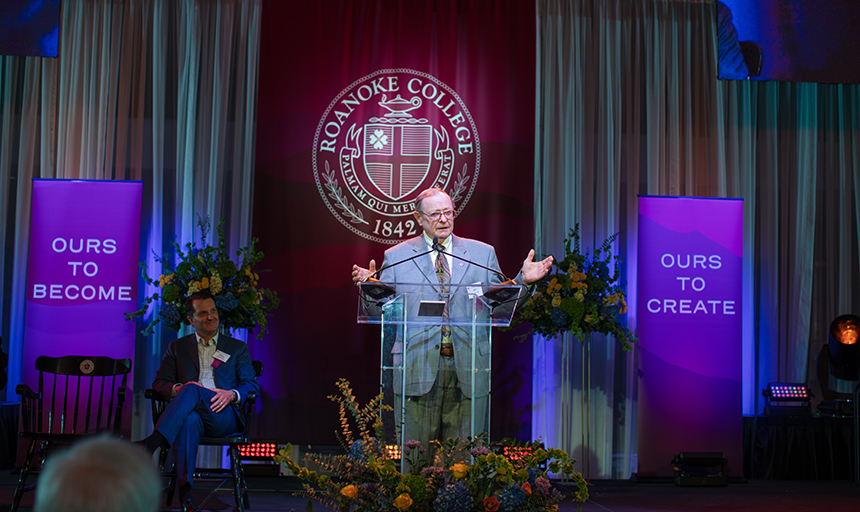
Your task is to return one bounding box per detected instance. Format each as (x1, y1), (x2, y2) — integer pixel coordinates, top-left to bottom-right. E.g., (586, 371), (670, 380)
(348, 438), (384, 462)
(497, 483), (526, 512)
(159, 303), (181, 326)
(550, 307), (569, 327)
(215, 292), (240, 312)
(433, 482), (472, 512)
(599, 303), (620, 324)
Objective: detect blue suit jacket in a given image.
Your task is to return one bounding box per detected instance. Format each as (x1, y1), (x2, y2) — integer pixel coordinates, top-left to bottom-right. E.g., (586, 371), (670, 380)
(375, 235), (522, 398)
(152, 333), (259, 422)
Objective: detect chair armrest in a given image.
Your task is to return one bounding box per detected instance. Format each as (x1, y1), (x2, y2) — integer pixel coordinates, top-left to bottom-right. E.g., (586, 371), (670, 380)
(145, 388), (170, 401)
(15, 384), (38, 400)
(145, 388), (169, 424)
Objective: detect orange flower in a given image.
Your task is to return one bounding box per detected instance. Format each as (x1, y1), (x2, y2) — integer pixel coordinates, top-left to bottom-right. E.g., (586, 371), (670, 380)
(452, 463), (469, 479)
(340, 484), (358, 499)
(484, 496), (500, 512)
(393, 493), (413, 511)
(522, 482), (532, 496)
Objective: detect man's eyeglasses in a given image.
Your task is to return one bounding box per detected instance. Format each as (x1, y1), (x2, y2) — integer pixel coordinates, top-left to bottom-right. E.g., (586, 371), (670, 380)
(420, 209), (455, 221)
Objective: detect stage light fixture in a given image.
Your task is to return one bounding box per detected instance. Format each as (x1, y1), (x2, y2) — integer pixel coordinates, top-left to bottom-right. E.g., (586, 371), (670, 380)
(824, 314), (860, 484)
(236, 440), (280, 476)
(671, 452), (727, 487)
(828, 314), (860, 381)
(762, 382), (811, 416)
(238, 440), (278, 459)
(385, 444), (401, 461)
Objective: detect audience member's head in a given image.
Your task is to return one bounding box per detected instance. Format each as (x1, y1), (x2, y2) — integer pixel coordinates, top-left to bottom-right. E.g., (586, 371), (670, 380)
(35, 437), (161, 512)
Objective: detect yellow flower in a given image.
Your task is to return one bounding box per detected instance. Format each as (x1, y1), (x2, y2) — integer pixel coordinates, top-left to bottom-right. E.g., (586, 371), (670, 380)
(551, 294), (562, 307)
(451, 463), (469, 479)
(393, 493), (413, 511)
(158, 274), (174, 287)
(209, 273), (223, 295)
(574, 290), (585, 301)
(545, 505), (558, 512)
(340, 484), (358, 499)
(200, 277), (210, 289)
(619, 298), (627, 314)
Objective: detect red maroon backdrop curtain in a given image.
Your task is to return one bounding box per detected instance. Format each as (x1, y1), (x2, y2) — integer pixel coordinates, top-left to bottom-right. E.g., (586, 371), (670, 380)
(254, 0), (536, 444)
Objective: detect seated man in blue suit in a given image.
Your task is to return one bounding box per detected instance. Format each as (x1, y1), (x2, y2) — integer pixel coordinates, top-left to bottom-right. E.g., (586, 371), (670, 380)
(352, 188), (552, 465)
(137, 291), (259, 512)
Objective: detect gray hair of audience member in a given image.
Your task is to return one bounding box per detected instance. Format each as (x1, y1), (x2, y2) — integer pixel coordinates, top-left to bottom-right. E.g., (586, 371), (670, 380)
(34, 437), (161, 512)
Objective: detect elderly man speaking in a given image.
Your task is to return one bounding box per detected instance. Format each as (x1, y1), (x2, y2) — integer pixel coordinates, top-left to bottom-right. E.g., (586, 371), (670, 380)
(352, 187), (551, 464)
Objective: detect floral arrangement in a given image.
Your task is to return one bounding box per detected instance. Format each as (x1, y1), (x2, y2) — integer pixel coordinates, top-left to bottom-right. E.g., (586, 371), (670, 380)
(126, 216), (280, 339)
(275, 379), (588, 512)
(510, 224), (636, 350)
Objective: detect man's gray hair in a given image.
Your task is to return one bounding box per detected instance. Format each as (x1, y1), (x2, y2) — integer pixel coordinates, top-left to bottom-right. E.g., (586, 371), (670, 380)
(413, 188), (451, 213)
(35, 437), (161, 512)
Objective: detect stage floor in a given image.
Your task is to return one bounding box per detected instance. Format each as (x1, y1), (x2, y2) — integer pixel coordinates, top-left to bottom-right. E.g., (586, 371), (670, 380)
(2, 472), (858, 511)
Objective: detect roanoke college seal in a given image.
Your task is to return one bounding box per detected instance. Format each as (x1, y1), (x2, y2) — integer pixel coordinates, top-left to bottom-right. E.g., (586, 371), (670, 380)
(313, 69), (480, 244)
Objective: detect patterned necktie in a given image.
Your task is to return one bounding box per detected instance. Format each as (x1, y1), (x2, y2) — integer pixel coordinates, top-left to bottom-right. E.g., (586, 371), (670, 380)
(434, 243), (450, 288)
(435, 243), (451, 341)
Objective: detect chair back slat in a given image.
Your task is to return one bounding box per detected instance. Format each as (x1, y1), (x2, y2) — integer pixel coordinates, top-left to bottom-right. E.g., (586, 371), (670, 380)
(101, 375), (111, 432)
(48, 373), (58, 432)
(72, 375), (82, 434)
(85, 376), (94, 432)
(62, 374), (71, 433)
(27, 355), (131, 434)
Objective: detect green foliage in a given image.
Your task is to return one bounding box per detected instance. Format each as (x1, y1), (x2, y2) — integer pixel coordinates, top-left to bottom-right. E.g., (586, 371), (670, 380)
(124, 215), (280, 339)
(509, 224), (636, 350)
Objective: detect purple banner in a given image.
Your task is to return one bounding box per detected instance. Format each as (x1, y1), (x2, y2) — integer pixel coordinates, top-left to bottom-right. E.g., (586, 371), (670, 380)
(637, 196), (743, 478)
(22, 179), (142, 431)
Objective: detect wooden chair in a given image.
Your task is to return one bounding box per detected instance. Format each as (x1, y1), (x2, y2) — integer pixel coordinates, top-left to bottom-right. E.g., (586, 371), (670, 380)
(13, 355), (131, 512)
(145, 360), (263, 512)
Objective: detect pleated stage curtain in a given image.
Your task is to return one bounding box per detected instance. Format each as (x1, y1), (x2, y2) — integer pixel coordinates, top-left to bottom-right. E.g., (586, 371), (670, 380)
(534, 0), (860, 479)
(0, 0), (262, 440)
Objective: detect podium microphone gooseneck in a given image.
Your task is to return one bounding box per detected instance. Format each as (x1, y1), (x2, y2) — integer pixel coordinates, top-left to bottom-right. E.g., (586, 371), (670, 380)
(358, 240), (437, 302)
(432, 238), (522, 306)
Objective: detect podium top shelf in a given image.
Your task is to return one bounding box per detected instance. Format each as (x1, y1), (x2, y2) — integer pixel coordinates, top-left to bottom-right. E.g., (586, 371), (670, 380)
(356, 281), (527, 327)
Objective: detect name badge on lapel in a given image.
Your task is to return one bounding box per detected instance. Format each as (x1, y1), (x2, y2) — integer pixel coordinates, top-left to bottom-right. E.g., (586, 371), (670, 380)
(212, 350), (231, 368)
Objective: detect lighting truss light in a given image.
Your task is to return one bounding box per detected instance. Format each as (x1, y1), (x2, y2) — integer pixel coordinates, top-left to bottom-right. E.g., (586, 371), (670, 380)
(829, 314), (860, 381)
(763, 383), (810, 401)
(762, 382), (812, 417)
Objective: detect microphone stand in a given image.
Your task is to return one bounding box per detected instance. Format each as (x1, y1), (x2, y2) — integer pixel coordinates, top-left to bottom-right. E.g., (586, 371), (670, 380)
(358, 246), (436, 303)
(432, 240), (524, 307)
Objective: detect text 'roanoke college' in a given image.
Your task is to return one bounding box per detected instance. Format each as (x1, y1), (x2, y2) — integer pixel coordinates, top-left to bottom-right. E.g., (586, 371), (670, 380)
(319, 76), (474, 156)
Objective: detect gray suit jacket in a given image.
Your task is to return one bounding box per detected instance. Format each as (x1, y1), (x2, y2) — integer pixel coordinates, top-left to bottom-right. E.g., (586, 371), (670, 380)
(374, 235), (520, 398)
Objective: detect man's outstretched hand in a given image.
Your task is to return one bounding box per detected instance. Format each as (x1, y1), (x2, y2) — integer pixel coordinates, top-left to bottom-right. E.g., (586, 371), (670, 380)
(521, 249), (553, 285)
(352, 260), (377, 287)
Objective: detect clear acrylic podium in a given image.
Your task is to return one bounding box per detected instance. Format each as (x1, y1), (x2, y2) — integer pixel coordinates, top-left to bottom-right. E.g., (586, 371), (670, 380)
(358, 281), (523, 467)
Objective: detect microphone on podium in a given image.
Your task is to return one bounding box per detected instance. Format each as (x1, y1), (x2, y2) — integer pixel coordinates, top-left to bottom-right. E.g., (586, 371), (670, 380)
(432, 238), (522, 306)
(358, 239), (438, 303)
